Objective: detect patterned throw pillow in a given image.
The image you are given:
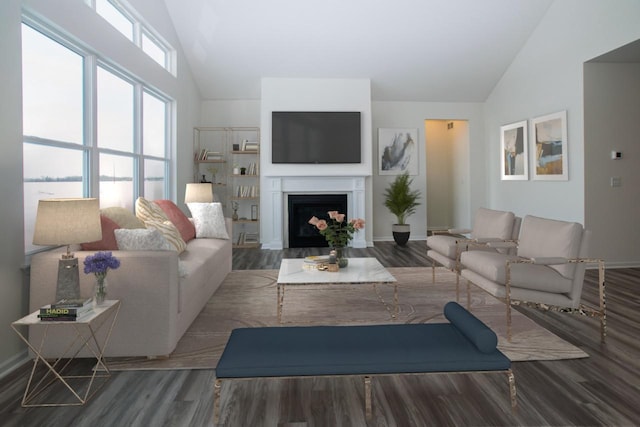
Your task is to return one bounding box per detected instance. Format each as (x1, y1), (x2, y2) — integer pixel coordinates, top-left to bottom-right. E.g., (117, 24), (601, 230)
(114, 228), (173, 251)
(186, 202), (229, 239)
(135, 197), (169, 223)
(145, 219), (188, 253)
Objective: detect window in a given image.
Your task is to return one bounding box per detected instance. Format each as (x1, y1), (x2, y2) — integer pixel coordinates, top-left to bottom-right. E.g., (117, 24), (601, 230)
(142, 91), (166, 158)
(22, 21), (173, 253)
(95, 0), (133, 41)
(99, 153), (134, 208)
(93, 0), (174, 74)
(97, 66), (134, 152)
(142, 31), (167, 68)
(22, 25), (84, 144)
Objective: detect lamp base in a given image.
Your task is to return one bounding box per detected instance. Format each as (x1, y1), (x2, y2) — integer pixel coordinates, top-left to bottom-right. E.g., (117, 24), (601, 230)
(56, 257), (81, 302)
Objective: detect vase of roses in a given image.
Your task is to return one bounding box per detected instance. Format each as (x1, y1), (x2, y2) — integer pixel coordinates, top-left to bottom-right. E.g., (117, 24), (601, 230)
(308, 211), (365, 268)
(83, 251), (120, 306)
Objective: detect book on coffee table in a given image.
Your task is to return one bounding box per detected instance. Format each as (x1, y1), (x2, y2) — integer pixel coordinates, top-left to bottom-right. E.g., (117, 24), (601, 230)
(303, 255), (330, 264)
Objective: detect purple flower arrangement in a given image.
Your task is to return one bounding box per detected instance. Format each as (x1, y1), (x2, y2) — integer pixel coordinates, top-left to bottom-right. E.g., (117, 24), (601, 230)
(83, 251), (121, 278)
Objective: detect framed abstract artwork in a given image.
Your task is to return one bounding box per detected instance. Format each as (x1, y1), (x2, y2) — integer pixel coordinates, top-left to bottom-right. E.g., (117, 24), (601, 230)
(500, 120), (528, 180)
(531, 111), (568, 181)
(378, 128), (419, 175)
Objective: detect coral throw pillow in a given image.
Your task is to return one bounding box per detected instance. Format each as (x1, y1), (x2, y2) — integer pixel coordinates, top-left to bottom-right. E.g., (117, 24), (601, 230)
(154, 199), (196, 243)
(81, 215), (120, 251)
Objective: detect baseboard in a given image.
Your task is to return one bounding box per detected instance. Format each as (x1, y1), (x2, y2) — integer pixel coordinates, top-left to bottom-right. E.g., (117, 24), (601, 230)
(373, 235), (427, 242)
(0, 350), (29, 381)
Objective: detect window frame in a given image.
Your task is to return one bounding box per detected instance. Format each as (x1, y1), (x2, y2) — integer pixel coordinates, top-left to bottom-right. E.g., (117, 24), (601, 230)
(91, 0), (176, 75)
(21, 18), (174, 254)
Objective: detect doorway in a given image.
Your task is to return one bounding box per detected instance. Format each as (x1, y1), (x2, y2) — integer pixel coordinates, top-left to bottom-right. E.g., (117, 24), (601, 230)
(424, 120), (469, 232)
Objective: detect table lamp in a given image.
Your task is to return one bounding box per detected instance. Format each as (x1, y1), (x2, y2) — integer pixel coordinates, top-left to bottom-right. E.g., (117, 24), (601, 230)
(32, 198), (102, 302)
(185, 183), (214, 203)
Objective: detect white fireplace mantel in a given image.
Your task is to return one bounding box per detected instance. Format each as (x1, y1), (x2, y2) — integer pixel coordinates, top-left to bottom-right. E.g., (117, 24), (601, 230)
(261, 176), (367, 249)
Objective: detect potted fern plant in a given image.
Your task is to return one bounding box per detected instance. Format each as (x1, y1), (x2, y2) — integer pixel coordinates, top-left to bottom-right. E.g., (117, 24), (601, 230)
(383, 173), (421, 246)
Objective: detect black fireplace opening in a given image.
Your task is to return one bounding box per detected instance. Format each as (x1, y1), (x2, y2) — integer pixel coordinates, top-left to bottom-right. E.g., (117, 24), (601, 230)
(288, 194), (348, 248)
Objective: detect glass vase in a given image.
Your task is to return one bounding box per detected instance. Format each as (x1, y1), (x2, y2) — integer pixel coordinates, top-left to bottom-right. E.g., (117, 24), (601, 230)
(94, 276), (107, 306)
(334, 247), (348, 268)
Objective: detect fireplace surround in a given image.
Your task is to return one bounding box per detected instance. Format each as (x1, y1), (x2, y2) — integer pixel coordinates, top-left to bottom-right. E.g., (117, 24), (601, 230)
(263, 176), (367, 249)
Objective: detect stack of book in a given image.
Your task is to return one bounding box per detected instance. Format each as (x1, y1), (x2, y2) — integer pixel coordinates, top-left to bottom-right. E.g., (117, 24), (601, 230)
(38, 298), (93, 322)
(303, 255), (330, 265)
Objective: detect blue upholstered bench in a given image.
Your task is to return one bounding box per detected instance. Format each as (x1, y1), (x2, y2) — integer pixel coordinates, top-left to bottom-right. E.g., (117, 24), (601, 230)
(214, 302), (516, 422)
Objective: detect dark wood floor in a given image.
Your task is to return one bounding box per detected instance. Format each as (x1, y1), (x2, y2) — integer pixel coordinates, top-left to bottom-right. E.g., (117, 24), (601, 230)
(2, 241), (639, 426)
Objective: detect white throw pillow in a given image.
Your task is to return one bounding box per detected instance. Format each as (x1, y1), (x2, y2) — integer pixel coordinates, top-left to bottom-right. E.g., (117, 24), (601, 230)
(114, 228), (174, 251)
(186, 202), (229, 239)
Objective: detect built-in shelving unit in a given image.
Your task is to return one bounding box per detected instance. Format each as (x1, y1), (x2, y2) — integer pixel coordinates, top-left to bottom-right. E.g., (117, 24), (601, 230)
(193, 127), (260, 248)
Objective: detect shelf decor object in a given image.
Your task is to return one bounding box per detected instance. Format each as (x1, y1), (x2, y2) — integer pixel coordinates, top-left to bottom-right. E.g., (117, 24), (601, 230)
(32, 198), (102, 302)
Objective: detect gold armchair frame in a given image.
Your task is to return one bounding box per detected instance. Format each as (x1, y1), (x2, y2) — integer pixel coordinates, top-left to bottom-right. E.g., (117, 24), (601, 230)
(466, 256), (606, 343)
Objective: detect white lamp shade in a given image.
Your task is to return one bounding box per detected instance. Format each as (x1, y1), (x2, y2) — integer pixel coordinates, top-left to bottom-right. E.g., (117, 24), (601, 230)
(32, 198), (102, 245)
(185, 183), (214, 203)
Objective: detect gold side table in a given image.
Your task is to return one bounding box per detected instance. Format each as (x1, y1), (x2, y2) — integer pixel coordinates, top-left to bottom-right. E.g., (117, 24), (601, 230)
(11, 299), (121, 407)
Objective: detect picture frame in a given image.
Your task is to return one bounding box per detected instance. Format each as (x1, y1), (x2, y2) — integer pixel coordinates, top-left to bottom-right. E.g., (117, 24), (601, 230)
(500, 120), (528, 180)
(251, 204), (258, 221)
(531, 111), (568, 181)
(378, 128), (419, 175)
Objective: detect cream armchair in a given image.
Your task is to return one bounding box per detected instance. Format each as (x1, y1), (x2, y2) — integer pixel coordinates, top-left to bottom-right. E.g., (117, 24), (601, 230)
(460, 215), (606, 342)
(426, 208), (520, 298)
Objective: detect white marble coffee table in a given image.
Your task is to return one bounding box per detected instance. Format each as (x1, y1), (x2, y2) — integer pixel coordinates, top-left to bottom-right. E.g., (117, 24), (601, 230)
(276, 257), (397, 323)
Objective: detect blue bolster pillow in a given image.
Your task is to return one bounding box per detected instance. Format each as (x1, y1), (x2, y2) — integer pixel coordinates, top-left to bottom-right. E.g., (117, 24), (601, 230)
(444, 301), (498, 353)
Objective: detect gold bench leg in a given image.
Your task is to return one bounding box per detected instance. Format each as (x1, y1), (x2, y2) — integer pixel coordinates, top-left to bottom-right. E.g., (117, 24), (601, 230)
(508, 370), (517, 411)
(364, 376), (372, 420)
(214, 379), (222, 424)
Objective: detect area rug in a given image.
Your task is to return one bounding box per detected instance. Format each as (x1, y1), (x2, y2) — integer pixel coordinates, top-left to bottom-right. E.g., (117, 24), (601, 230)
(105, 267), (588, 370)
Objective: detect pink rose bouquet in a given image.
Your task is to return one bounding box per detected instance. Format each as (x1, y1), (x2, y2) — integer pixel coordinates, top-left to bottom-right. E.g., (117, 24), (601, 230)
(308, 211), (365, 248)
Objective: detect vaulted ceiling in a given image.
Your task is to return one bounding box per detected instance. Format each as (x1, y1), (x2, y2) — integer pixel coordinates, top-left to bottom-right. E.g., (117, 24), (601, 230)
(163, 0), (554, 102)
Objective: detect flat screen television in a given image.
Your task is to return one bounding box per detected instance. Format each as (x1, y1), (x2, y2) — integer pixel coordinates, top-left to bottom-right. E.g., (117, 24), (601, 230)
(272, 111), (361, 164)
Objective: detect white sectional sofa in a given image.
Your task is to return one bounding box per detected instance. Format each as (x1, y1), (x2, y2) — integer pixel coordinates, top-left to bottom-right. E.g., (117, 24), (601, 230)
(28, 200), (232, 358)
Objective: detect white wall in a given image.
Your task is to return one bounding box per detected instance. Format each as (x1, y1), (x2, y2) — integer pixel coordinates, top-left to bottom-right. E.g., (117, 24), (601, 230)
(0, 0), (201, 376)
(584, 63), (640, 267)
(485, 0), (640, 230)
(372, 102), (484, 241)
(201, 100), (261, 127)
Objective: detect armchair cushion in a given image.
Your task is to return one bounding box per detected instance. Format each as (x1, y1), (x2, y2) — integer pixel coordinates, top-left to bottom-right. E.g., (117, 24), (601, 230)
(427, 235), (460, 259)
(471, 208), (515, 240)
(460, 251), (573, 294)
(517, 216), (583, 279)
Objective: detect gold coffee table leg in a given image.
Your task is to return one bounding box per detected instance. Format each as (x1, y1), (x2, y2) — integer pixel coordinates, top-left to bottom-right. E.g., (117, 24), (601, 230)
(277, 283), (285, 323)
